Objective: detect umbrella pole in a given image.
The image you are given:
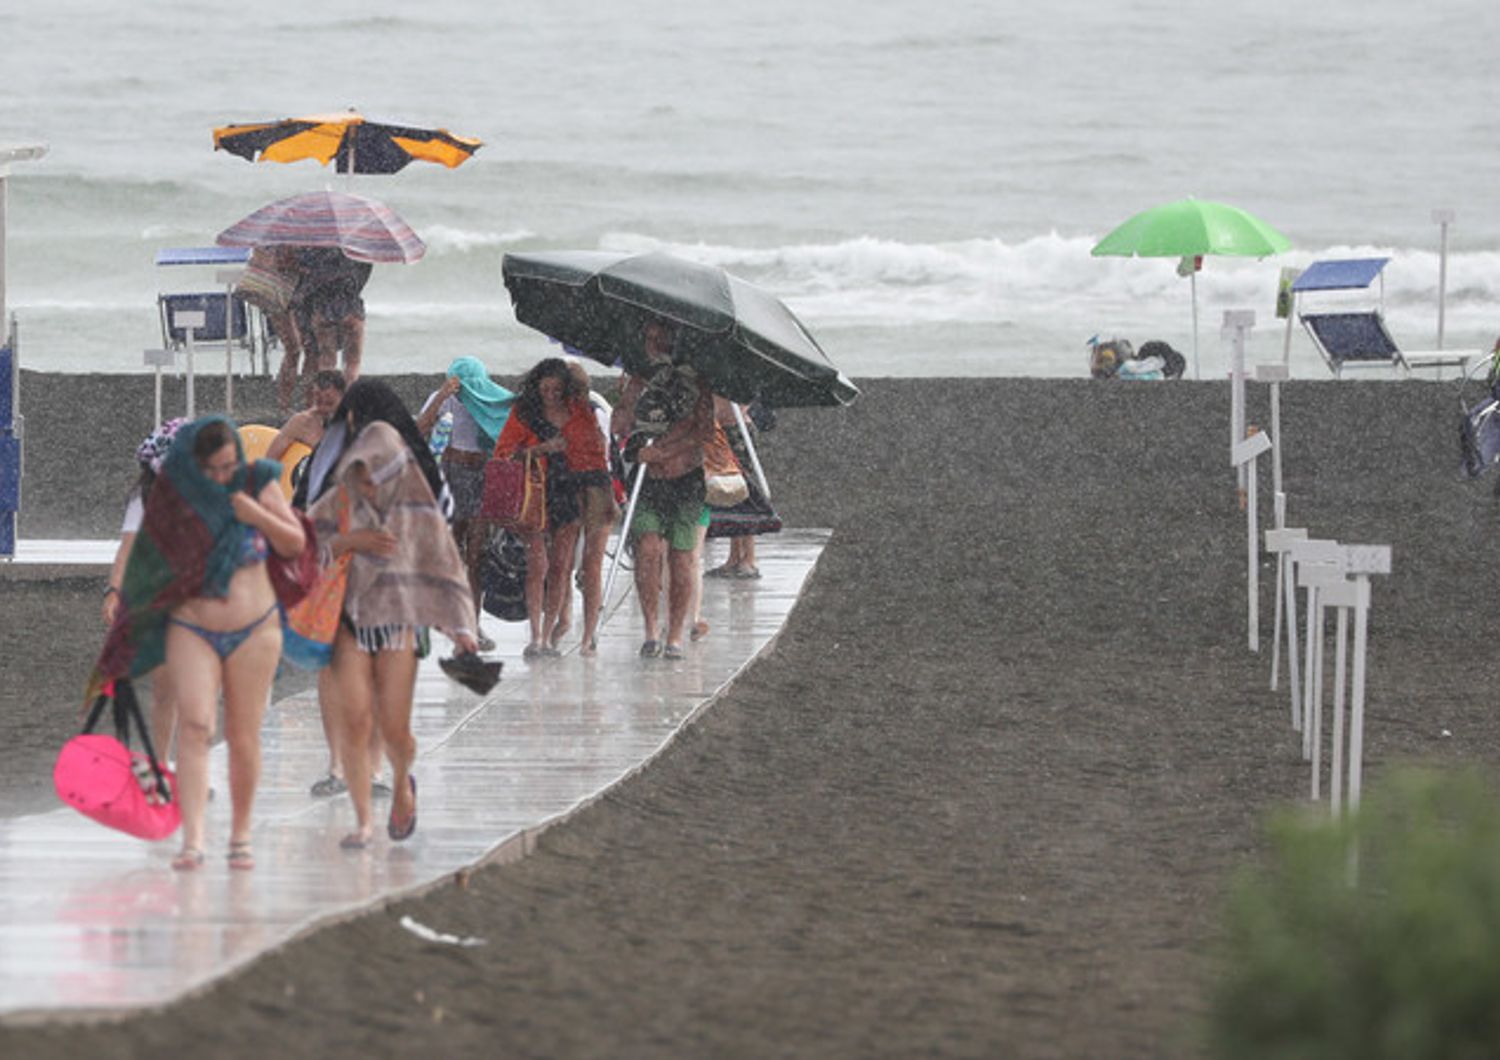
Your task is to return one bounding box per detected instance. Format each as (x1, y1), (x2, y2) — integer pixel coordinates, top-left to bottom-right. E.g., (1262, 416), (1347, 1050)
(599, 459), (648, 631)
(730, 403), (771, 500)
(1191, 270), (1201, 381)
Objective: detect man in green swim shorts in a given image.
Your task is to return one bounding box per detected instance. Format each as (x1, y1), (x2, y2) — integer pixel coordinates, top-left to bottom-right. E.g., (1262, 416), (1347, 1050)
(612, 320), (714, 660)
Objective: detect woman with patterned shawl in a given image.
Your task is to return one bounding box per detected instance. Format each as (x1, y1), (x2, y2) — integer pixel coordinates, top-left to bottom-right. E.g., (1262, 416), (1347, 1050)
(309, 399), (478, 850)
(93, 416), (306, 872)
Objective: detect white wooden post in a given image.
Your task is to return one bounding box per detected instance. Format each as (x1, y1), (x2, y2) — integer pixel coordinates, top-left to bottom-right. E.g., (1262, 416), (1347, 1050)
(1224, 310), (1255, 497)
(1232, 430), (1272, 652)
(1433, 208), (1454, 350)
(1254, 362), (1288, 500)
(1265, 525), (1306, 707)
(1289, 538), (1342, 749)
(216, 267), (243, 415)
(173, 307), (205, 420)
(143, 348), (174, 427)
(1341, 545), (1391, 813)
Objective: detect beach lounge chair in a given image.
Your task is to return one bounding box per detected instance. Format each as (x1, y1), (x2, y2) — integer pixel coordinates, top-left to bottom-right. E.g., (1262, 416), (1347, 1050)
(154, 246), (270, 376)
(1292, 258), (1472, 377)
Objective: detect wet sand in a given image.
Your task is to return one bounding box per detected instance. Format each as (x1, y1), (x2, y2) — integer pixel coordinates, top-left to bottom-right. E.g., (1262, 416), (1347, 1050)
(4, 372), (1499, 1057)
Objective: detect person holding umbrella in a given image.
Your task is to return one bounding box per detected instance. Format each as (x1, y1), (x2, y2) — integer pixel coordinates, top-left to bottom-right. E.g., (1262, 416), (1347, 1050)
(610, 320), (715, 660)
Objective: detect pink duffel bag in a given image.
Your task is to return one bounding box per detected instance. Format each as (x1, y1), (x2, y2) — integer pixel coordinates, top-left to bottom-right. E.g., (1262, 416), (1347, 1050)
(54, 680), (180, 841)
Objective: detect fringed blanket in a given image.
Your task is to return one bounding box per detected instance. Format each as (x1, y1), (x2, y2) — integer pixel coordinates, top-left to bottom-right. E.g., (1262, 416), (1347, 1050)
(308, 421), (474, 646)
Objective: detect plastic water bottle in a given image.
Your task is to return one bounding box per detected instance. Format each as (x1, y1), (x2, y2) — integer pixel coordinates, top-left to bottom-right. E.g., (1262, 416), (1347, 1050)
(430, 410), (453, 460)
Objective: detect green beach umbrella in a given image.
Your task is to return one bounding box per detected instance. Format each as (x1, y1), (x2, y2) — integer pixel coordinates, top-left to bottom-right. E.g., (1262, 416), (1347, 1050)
(1091, 198), (1291, 378)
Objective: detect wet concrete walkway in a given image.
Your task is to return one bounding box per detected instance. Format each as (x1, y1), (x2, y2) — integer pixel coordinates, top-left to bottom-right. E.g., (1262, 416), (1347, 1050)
(0, 530), (828, 1021)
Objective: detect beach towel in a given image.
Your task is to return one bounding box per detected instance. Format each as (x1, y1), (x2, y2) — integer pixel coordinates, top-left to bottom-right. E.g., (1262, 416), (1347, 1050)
(309, 421), (473, 642)
(91, 417), (280, 693)
(448, 355), (515, 448)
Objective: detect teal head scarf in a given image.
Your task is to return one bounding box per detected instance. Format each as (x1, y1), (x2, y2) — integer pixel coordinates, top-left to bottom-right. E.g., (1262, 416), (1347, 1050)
(448, 356), (514, 447)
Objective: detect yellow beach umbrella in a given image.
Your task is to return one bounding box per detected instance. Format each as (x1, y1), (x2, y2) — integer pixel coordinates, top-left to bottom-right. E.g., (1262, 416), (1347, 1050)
(213, 110), (481, 175)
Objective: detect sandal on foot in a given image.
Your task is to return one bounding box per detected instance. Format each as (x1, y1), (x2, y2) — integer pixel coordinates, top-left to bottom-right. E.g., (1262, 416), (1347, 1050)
(579, 637), (598, 658)
(522, 643), (542, 660)
(639, 639), (663, 658)
(310, 773), (347, 798)
(339, 830), (371, 851)
(663, 643), (685, 660)
(388, 776), (418, 842)
(690, 620), (710, 642)
(172, 847), (205, 872)
(371, 779), (393, 800)
(227, 841), (255, 871)
(732, 565), (762, 579)
(704, 563), (736, 579)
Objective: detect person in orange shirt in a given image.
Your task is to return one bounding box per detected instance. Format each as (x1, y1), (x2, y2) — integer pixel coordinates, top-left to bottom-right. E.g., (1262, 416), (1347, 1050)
(492, 358), (611, 658)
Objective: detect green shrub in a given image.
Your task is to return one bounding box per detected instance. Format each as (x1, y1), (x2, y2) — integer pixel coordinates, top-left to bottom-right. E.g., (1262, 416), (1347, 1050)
(1205, 767), (1500, 1059)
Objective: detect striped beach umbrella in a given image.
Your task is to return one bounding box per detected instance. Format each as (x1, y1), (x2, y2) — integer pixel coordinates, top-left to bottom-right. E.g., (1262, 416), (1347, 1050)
(213, 112), (481, 175)
(215, 190), (425, 264)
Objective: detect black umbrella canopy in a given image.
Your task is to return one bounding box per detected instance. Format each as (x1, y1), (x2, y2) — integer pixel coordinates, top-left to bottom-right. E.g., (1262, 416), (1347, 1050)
(501, 250), (859, 408)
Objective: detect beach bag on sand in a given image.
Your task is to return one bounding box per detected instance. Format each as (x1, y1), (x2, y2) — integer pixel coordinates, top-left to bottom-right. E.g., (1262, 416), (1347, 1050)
(481, 453), (546, 533)
(282, 552), (350, 670)
(54, 679), (180, 841)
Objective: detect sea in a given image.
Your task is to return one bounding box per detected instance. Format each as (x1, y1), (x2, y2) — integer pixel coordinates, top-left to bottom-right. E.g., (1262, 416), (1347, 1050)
(4, 0), (1500, 382)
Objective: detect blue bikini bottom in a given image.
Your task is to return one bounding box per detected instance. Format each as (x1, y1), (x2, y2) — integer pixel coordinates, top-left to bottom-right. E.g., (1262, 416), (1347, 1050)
(167, 604), (279, 660)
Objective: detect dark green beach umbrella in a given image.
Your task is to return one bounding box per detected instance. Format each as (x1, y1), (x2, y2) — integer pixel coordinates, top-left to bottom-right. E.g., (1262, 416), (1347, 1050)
(501, 249), (859, 408)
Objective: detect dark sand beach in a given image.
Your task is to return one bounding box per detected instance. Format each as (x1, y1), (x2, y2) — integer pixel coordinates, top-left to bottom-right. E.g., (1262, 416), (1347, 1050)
(4, 371), (1499, 1057)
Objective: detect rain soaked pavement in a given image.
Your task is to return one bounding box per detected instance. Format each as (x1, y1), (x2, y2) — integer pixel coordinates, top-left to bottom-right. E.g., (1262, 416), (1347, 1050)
(0, 529), (828, 1021)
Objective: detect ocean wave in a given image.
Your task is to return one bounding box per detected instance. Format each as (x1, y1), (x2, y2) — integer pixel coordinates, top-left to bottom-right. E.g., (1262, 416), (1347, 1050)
(420, 224), (536, 255)
(587, 231), (1500, 333)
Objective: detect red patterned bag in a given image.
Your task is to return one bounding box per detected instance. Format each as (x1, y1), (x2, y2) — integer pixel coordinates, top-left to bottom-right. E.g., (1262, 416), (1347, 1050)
(481, 453), (546, 533)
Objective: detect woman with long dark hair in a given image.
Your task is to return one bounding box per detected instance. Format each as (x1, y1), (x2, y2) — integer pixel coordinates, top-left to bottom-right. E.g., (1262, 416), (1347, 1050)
(492, 358), (611, 658)
(305, 380), (477, 849)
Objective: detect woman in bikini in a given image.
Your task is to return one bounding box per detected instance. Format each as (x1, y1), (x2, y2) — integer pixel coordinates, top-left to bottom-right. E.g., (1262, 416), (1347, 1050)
(307, 381), (478, 849)
(161, 419), (306, 871)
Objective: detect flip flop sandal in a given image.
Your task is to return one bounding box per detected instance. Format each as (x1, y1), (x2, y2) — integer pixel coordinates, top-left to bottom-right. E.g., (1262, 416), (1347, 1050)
(371, 780), (393, 799)
(690, 620), (710, 642)
(387, 776), (418, 842)
(227, 841), (255, 871)
(704, 563), (736, 579)
(663, 644), (685, 660)
(310, 773), (347, 797)
(339, 831), (371, 851)
(639, 639), (663, 658)
(171, 847), (205, 872)
(732, 566), (762, 580)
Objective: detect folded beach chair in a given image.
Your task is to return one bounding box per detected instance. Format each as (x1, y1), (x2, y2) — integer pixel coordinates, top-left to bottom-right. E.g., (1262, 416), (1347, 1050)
(1292, 258), (1472, 377)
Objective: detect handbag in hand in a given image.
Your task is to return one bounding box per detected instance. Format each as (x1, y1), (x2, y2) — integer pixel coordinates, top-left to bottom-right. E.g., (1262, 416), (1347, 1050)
(481, 453), (546, 534)
(282, 492), (350, 670)
(266, 508), (319, 610)
(53, 679), (181, 841)
(705, 472), (749, 507)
